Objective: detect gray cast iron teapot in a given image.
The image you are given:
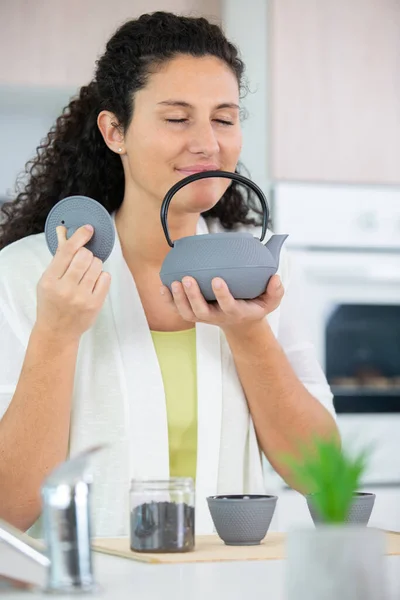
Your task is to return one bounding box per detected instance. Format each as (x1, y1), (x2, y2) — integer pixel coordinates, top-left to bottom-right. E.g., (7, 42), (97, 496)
(160, 170), (288, 301)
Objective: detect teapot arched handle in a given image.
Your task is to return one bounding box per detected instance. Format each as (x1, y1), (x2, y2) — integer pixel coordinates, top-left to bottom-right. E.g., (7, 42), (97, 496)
(160, 170), (269, 248)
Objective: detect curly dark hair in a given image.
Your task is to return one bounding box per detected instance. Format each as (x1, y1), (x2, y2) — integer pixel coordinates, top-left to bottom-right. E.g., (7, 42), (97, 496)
(0, 11), (262, 250)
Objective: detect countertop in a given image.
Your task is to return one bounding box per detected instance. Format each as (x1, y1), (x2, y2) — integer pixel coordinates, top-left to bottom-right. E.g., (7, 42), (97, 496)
(5, 550), (400, 600)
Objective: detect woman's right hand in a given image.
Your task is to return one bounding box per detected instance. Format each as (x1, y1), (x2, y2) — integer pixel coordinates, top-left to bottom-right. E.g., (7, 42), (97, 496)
(35, 224), (111, 343)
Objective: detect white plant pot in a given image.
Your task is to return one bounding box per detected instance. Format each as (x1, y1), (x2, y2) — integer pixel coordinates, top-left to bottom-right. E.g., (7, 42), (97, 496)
(286, 525), (386, 600)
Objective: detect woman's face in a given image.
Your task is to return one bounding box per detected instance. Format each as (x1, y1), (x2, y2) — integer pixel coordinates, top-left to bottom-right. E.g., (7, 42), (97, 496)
(123, 54), (242, 215)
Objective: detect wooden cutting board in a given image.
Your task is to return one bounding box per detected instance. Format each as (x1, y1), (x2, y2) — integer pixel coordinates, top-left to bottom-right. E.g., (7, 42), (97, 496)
(92, 530), (400, 564)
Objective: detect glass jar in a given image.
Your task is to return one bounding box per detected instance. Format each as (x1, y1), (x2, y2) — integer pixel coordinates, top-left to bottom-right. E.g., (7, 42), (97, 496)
(129, 478), (195, 553)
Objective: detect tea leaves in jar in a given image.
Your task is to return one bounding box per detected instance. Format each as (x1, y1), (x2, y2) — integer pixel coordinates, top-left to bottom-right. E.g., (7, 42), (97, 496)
(130, 501), (195, 553)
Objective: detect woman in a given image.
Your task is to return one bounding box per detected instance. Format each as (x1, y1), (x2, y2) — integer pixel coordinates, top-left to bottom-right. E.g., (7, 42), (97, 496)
(0, 12), (338, 537)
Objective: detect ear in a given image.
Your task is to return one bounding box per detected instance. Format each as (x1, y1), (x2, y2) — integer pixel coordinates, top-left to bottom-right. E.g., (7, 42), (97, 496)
(97, 111), (125, 154)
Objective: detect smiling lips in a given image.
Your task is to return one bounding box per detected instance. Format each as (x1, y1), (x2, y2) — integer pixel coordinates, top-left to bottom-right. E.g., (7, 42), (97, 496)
(176, 164), (220, 176)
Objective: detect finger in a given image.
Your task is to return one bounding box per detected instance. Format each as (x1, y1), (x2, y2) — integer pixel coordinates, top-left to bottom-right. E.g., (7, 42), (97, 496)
(56, 225), (67, 248)
(47, 225), (94, 278)
(171, 280), (197, 322)
(260, 275), (284, 311)
(160, 284), (177, 307)
(182, 277), (212, 320)
(267, 274), (284, 296)
(80, 256), (103, 292)
(92, 271), (111, 301)
(211, 277), (239, 316)
(62, 247), (94, 285)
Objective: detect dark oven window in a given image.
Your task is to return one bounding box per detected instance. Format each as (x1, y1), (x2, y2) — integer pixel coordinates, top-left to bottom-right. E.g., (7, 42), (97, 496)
(326, 304), (400, 413)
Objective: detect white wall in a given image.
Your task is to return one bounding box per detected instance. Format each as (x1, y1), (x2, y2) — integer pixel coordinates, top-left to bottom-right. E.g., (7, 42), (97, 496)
(221, 0), (269, 195)
(0, 0), (221, 87)
(0, 88), (73, 199)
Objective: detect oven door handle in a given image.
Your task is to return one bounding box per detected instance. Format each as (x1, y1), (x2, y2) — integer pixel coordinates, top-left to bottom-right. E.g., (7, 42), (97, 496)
(305, 267), (400, 283)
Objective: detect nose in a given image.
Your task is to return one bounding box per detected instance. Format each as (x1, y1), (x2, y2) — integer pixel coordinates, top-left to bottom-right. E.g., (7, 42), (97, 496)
(188, 121), (220, 157)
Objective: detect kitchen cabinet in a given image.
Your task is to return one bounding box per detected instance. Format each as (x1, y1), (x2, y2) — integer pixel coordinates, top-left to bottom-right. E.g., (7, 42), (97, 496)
(269, 0), (400, 185)
(0, 0), (221, 89)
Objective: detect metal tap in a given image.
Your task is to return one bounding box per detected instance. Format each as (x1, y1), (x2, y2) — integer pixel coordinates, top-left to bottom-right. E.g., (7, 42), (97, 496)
(41, 444), (105, 593)
(0, 445), (105, 593)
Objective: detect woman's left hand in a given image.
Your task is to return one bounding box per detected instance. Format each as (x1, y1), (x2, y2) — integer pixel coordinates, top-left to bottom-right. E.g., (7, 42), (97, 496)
(160, 274), (284, 333)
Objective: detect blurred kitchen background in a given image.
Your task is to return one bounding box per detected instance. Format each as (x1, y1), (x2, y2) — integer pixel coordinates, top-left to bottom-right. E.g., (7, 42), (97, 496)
(1, 0), (399, 531)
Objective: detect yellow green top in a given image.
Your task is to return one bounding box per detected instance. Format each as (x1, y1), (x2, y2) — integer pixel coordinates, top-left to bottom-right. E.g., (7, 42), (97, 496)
(150, 328), (197, 480)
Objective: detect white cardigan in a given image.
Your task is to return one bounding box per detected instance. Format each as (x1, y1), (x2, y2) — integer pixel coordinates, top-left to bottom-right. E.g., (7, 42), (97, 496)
(0, 217), (335, 537)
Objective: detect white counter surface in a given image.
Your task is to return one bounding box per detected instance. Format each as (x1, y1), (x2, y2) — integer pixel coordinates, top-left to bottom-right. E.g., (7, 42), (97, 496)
(5, 551), (400, 600)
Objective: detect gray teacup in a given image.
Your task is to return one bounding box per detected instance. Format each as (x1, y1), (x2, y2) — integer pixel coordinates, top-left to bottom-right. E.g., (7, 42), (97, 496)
(207, 494), (278, 546)
(307, 492), (376, 526)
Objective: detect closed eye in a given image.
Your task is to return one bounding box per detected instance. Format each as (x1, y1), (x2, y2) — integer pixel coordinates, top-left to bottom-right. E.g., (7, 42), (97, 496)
(166, 119), (234, 126)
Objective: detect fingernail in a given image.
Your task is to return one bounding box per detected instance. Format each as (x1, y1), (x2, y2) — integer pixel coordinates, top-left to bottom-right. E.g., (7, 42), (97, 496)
(183, 278), (191, 289)
(160, 286), (165, 296)
(213, 278), (222, 289)
(275, 277), (282, 289)
(172, 282), (180, 293)
(85, 224), (94, 232)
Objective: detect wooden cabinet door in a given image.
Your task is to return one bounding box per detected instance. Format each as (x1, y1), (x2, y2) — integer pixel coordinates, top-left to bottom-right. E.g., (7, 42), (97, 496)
(0, 0), (221, 88)
(269, 0), (400, 184)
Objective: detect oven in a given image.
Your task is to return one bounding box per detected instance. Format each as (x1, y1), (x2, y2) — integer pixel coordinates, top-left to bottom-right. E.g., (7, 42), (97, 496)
(272, 182), (400, 486)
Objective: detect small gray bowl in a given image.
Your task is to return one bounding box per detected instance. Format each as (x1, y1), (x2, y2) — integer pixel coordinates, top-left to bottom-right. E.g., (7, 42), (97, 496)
(206, 494), (278, 546)
(307, 492), (376, 526)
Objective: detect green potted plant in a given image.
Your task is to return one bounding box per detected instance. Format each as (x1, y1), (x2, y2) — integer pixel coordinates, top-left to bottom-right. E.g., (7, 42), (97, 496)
(283, 437), (386, 600)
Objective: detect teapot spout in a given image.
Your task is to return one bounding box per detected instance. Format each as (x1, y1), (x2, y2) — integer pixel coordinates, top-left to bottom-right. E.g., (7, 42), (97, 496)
(265, 234), (288, 264)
